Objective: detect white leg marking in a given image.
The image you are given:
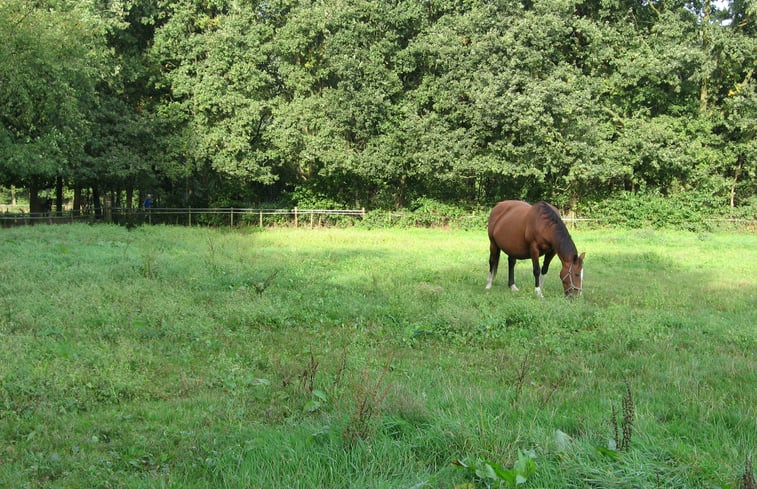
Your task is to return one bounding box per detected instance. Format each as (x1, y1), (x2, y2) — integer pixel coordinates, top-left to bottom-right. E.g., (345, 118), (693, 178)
(486, 274), (493, 290)
(539, 273), (546, 288)
(534, 287), (544, 298)
(510, 284), (519, 291)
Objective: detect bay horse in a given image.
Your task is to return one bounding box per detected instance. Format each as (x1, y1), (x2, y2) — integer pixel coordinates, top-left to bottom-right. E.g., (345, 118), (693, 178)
(486, 200), (585, 298)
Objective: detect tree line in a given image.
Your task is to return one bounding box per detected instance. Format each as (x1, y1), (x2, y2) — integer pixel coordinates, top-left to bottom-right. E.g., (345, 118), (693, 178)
(1, 0), (755, 215)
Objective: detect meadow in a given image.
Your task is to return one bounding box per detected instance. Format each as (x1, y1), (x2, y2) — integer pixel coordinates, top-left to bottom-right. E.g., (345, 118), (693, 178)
(0, 223), (755, 488)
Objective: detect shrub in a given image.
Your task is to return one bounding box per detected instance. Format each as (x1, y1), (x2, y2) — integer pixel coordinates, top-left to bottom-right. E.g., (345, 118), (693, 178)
(359, 200), (487, 230)
(577, 191), (727, 230)
(407, 198), (465, 227)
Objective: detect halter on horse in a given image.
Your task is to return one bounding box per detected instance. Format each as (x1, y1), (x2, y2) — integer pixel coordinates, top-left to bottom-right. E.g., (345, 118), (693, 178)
(486, 200), (585, 298)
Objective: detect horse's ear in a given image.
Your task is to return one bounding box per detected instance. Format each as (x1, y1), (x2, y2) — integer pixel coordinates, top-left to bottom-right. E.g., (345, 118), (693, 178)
(578, 252), (586, 262)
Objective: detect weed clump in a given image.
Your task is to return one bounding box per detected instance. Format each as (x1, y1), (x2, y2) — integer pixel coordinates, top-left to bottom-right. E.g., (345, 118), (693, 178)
(742, 456), (756, 489)
(610, 381), (635, 452)
(342, 363), (392, 447)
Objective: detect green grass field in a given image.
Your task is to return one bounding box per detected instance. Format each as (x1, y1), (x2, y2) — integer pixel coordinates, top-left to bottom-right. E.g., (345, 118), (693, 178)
(1, 224), (755, 488)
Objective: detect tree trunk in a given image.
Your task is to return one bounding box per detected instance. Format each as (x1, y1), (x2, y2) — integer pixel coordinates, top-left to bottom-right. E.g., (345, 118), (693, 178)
(73, 185), (82, 215)
(111, 189), (119, 209)
(29, 181), (42, 214)
(56, 176), (64, 216)
(699, 0), (712, 114)
(396, 174), (407, 208)
(126, 185), (134, 210)
(93, 186), (102, 219)
(730, 156), (743, 208)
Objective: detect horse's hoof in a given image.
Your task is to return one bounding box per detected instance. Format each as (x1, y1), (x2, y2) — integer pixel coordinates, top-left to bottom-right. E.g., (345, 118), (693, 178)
(510, 284), (519, 291)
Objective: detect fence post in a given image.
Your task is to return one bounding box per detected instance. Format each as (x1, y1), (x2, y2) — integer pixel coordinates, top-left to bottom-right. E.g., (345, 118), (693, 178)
(294, 206), (298, 227)
(310, 210), (314, 228)
(230, 207), (234, 227)
(259, 210), (263, 228)
(188, 207), (192, 227)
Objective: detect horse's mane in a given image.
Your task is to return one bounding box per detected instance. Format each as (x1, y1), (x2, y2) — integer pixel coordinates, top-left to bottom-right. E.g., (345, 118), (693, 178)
(535, 201), (577, 259)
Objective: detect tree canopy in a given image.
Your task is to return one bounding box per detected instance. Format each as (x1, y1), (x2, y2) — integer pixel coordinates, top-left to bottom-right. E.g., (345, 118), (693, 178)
(1, 0), (755, 213)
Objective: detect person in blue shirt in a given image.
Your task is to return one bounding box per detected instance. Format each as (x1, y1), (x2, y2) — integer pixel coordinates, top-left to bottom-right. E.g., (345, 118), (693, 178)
(143, 194), (153, 210)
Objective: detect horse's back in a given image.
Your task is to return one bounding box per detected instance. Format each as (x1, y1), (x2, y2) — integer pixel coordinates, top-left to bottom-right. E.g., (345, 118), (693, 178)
(488, 200), (533, 258)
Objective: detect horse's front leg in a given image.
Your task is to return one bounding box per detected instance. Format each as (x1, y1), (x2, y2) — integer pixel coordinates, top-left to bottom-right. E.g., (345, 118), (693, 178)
(539, 251), (555, 289)
(530, 248), (543, 298)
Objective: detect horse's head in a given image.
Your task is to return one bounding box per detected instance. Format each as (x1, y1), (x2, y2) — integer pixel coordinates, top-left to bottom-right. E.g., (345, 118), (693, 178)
(560, 252), (585, 298)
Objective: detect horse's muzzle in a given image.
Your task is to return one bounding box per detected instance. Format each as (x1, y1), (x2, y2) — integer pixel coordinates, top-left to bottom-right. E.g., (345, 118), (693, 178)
(564, 288), (583, 299)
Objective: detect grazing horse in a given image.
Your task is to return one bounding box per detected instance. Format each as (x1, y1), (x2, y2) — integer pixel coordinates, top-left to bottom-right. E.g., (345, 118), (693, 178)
(486, 200), (585, 298)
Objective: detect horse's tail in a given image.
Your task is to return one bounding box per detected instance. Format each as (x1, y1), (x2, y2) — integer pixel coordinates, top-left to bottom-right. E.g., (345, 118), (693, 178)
(486, 236), (501, 289)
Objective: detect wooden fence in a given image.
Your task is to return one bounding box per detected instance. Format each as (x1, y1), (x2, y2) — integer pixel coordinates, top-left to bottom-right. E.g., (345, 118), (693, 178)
(1, 207), (754, 230)
(1, 207), (367, 228)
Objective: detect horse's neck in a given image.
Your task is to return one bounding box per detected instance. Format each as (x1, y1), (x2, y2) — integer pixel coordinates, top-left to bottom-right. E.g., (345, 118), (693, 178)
(554, 235), (577, 263)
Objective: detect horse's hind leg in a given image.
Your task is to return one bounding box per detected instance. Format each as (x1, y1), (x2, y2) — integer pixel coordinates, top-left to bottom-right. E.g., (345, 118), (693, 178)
(507, 256), (519, 291)
(486, 241), (500, 289)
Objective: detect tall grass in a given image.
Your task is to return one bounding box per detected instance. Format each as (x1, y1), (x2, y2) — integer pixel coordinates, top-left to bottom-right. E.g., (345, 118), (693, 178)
(0, 224), (755, 488)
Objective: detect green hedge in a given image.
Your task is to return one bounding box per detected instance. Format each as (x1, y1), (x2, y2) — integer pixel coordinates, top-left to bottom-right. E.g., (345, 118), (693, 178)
(360, 194), (756, 231)
(578, 192), (757, 231)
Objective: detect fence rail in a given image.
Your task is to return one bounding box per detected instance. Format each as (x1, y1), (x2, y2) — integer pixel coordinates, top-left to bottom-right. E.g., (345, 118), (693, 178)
(1, 207), (754, 229)
(1, 207), (367, 228)
(0, 211), (92, 226)
(132, 207), (367, 227)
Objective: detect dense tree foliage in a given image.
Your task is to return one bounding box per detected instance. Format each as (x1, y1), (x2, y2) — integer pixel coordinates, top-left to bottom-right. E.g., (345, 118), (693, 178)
(1, 0), (100, 211)
(1, 0), (755, 213)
